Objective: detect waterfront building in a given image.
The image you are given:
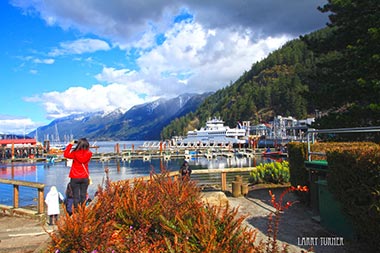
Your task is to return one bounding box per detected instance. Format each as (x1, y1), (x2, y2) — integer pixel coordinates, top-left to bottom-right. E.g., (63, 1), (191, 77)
(0, 138), (43, 160)
(250, 115), (315, 147)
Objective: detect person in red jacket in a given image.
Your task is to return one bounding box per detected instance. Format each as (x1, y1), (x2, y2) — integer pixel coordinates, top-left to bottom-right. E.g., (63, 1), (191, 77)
(64, 138), (93, 209)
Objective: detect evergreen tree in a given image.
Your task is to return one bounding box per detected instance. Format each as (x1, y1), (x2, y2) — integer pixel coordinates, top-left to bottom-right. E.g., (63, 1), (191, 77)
(303, 0), (380, 128)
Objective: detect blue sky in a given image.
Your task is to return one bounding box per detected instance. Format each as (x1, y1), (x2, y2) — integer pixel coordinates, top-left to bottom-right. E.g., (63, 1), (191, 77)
(0, 0), (328, 135)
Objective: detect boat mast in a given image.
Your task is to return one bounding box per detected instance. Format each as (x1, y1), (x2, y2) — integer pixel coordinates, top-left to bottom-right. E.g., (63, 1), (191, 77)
(54, 124), (60, 143)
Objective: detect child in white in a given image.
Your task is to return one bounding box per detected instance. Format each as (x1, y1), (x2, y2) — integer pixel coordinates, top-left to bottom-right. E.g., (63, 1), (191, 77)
(45, 186), (64, 225)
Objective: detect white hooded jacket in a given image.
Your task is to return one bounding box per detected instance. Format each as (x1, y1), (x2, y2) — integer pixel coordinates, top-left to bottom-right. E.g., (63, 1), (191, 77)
(45, 186), (64, 215)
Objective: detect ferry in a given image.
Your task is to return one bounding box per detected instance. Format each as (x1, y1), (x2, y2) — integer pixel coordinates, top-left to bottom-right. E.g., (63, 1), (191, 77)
(176, 117), (248, 147)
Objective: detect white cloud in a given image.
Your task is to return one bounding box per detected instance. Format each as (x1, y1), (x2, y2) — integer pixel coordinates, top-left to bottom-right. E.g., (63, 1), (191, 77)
(49, 38), (111, 56)
(0, 116), (40, 134)
(19, 56), (55, 66)
(95, 67), (136, 83)
(136, 21), (290, 96)
(95, 67), (159, 97)
(25, 19), (290, 120)
(33, 58), (55, 64)
(34, 81), (159, 119)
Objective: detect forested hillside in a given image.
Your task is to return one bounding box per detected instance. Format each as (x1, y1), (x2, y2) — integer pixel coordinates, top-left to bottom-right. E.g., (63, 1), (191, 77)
(161, 0), (380, 139)
(302, 0), (380, 129)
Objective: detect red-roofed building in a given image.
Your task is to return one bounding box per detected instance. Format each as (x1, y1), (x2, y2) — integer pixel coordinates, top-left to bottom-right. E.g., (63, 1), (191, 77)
(0, 139), (37, 145)
(0, 139), (43, 160)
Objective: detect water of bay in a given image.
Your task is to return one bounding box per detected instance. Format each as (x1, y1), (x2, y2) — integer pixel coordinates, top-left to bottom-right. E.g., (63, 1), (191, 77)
(0, 141), (279, 207)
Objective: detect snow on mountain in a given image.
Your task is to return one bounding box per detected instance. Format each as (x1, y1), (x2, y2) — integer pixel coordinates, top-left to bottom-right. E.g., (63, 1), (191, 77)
(28, 93), (211, 141)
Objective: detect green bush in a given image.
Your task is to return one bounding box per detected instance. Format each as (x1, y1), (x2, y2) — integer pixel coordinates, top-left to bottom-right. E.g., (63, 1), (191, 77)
(287, 142), (308, 188)
(287, 141), (380, 250)
(249, 161), (290, 184)
(287, 142), (379, 189)
(327, 145), (380, 251)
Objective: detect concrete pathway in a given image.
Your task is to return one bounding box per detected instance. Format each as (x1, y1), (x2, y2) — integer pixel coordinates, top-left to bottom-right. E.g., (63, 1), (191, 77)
(0, 187), (366, 253)
(0, 215), (51, 253)
(227, 187), (364, 253)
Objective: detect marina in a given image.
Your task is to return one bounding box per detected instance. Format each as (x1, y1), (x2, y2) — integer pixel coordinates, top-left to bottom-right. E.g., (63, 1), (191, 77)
(0, 138), (272, 164)
(0, 140), (282, 210)
(0, 136), (288, 216)
(0, 115), (310, 164)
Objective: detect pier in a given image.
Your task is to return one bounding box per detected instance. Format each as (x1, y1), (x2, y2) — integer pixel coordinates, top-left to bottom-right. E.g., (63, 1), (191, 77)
(0, 140), (270, 164)
(90, 143), (262, 163)
(0, 147), (264, 163)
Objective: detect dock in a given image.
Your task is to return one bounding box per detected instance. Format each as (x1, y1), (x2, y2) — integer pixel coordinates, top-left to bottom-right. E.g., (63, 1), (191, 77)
(0, 141), (272, 164)
(90, 145), (261, 162)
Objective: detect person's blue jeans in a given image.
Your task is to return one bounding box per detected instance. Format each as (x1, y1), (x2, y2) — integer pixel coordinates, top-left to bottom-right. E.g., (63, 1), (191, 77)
(70, 178), (89, 208)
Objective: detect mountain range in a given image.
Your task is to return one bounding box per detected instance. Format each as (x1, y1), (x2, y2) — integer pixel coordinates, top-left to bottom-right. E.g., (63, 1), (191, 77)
(28, 93), (211, 142)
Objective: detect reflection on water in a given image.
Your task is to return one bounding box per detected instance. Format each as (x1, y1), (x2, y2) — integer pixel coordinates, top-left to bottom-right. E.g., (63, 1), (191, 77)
(0, 163), (37, 177)
(0, 141), (284, 207)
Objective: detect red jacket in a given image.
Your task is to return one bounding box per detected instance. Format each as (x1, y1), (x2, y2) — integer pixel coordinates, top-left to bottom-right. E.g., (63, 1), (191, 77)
(63, 144), (93, 179)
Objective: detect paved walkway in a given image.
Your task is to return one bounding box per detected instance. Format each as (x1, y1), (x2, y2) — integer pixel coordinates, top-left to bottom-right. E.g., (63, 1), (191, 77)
(227, 187), (364, 253)
(0, 215), (51, 253)
(0, 187), (365, 253)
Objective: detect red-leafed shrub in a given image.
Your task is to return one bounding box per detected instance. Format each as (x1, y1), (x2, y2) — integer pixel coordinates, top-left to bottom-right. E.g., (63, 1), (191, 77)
(46, 171), (265, 252)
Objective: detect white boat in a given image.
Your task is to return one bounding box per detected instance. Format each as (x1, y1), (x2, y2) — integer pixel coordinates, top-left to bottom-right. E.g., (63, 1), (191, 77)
(177, 117), (248, 147)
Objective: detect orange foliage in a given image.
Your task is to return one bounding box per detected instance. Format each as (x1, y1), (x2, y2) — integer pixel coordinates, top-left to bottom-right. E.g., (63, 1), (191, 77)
(46, 170), (265, 252)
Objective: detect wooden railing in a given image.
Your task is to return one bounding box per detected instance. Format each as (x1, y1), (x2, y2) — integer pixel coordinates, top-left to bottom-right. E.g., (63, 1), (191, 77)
(0, 178), (45, 214)
(136, 167), (254, 191)
(0, 167), (254, 216)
